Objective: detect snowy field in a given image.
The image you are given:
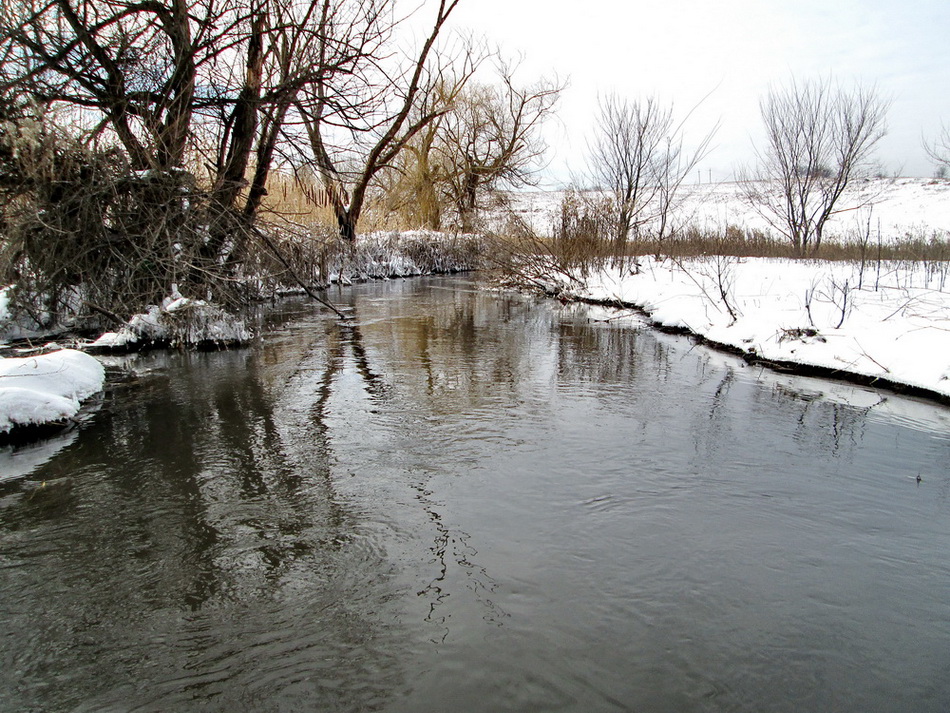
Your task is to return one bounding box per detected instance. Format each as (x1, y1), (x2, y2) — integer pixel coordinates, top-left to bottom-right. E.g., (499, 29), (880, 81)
(505, 177), (950, 242)
(504, 177), (950, 402)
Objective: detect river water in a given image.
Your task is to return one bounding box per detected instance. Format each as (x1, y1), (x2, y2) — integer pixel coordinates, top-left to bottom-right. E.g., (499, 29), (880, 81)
(1, 276), (949, 712)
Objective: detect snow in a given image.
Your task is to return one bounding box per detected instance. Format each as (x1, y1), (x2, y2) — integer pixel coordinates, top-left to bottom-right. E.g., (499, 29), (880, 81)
(324, 230), (484, 284)
(91, 295), (252, 349)
(557, 256), (950, 400)
(0, 349), (105, 433)
(504, 177), (950, 242)
(497, 177), (950, 401)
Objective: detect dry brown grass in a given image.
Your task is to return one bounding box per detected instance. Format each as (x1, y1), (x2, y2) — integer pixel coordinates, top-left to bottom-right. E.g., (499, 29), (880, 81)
(656, 225), (950, 263)
(489, 191), (950, 289)
(258, 171), (422, 233)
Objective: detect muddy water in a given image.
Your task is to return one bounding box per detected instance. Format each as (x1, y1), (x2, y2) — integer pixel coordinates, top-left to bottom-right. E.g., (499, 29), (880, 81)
(1, 276), (949, 712)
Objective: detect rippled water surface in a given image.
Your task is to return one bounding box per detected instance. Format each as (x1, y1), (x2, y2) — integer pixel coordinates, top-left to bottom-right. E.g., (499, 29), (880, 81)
(2, 276), (950, 712)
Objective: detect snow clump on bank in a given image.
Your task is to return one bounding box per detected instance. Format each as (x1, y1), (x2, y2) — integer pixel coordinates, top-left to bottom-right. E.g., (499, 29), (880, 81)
(91, 289), (251, 350)
(562, 256), (950, 401)
(0, 349), (105, 433)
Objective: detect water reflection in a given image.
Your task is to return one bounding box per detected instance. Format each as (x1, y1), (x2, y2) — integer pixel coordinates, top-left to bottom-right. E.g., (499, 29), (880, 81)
(345, 279), (950, 713)
(0, 277), (948, 712)
(0, 324), (406, 712)
(339, 285), (512, 641)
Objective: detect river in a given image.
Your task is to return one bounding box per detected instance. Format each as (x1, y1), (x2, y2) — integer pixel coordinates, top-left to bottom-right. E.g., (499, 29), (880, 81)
(1, 275), (949, 712)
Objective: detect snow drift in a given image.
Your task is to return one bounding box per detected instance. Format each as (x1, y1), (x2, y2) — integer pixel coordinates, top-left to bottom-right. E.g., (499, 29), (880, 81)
(90, 291), (252, 350)
(0, 349), (105, 433)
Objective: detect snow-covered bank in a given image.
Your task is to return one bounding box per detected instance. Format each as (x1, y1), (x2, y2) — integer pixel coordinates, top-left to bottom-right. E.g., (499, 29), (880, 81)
(323, 230), (485, 284)
(0, 349), (105, 434)
(0, 230), (486, 349)
(554, 257), (950, 402)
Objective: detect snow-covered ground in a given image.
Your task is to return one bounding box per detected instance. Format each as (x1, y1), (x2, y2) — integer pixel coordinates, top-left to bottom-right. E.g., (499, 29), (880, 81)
(503, 177), (950, 402)
(505, 177), (950, 242)
(0, 349), (105, 434)
(555, 256), (950, 401)
(91, 291), (252, 350)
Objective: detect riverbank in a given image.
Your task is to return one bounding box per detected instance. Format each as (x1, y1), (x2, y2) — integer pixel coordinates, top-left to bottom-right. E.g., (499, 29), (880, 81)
(4, 235), (949, 439)
(548, 256), (950, 404)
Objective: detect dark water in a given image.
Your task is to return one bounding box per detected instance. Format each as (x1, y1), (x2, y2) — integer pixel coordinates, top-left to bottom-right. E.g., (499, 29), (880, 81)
(2, 276), (949, 713)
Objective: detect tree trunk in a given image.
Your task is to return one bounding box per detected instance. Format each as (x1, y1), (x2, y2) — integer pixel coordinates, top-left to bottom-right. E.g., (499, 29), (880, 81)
(338, 208), (357, 242)
(459, 173), (478, 232)
(200, 9), (265, 272)
(244, 101), (292, 220)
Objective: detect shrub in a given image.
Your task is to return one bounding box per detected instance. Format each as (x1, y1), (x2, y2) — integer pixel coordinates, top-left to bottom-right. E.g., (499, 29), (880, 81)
(0, 109), (255, 331)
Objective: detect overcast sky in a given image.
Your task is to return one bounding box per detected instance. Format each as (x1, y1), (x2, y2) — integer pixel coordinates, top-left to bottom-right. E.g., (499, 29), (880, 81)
(446, 0), (950, 186)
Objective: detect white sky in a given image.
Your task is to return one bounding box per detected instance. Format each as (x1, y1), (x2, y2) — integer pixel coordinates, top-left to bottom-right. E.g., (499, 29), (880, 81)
(446, 0), (950, 186)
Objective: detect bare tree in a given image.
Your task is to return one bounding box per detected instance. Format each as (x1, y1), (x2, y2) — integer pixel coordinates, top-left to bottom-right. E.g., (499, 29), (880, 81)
(377, 59), (561, 232)
(590, 95), (670, 251)
(924, 123), (950, 177)
(751, 77), (888, 256)
(588, 94), (712, 260)
(0, 0), (472, 237)
(298, 0), (473, 241)
(0, 0), (202, 172)
(436, 61), (562, 232)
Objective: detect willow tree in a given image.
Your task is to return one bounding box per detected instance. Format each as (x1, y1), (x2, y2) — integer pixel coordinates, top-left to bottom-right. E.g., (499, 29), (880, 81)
(437, 63), (562, 232)
(376, 59), (561, 232)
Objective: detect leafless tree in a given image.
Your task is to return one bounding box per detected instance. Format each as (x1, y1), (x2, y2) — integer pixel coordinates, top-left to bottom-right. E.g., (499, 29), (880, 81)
(924, 123), (950, 177)
(0, 0), (471, 233)
(0, 0), (311, 314)
(297, 0), (474, 241)
(436, 61), (562, 232)
(588, 94), (712, 260)
(378, 108), (449, 229)
(590, 95), (670, 250)
(750, 77), (888, 256)
(378, 58), (561, 232)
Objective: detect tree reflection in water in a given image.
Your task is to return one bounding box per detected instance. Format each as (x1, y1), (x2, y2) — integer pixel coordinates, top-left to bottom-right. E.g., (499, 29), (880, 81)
(0, 315), (410, 712)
